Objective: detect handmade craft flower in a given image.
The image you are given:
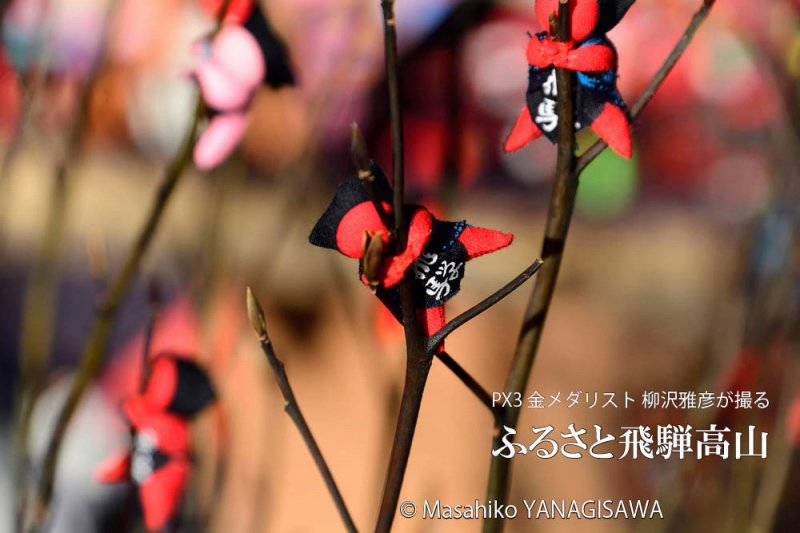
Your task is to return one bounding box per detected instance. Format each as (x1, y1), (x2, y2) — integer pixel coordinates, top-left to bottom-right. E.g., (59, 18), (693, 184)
(191, 0), (295, 170)
(96, 355), (216, 531)
(309, 162), (513, 349)
(504, 0), (634, 158)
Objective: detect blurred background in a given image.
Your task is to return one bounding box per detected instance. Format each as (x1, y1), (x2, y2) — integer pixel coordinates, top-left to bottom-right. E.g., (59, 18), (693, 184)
(1, 0), (799, 531)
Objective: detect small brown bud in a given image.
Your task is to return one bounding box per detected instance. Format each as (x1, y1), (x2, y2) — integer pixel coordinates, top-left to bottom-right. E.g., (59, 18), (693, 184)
(361, 231), (386, 290)
(246, 287), (268, 340)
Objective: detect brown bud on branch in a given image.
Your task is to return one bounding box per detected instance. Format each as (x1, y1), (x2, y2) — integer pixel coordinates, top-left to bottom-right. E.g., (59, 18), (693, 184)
(246, 286), (268, 341)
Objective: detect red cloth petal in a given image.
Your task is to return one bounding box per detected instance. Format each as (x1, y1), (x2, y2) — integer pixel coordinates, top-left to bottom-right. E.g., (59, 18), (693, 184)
(335, 201), (392, 259)
(504, 105), (542, 153)
(590, 103), (632, 158)
(380, 208), (433, 288)
(141, 357), (178, 412)
(526, 37), (572, 69)
(100, 295), (200, 404)
(139, 461), (189, 531)
(458, 227), (514, 259)
(418, 306), (446, 351)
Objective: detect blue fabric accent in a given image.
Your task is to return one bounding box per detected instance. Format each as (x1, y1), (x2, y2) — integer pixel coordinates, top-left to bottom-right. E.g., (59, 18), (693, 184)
(582, 37), (606, 47)
(439, 221), (466, 253)
(576, 71), (624, 107)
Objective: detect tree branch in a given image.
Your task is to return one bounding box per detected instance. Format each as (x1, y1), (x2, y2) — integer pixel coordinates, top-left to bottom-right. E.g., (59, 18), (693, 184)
(372, 285), (508, 419)
(246, 288), (358, 533)
(484, 2), (717, 531)
(13, 2), (120, 515)
(31, 1), (235, 527)
(139, 279), (161, 392)
(350, 123), (395, 231)
(375, 0), (432, 530)
(351, 121), (505, 415)
(436, 351), (502, 420)
(484, 1), (575, 530)
(383, 1), (405, 248)
(354, 114), (518, 427)
(426, 258), (543, 354)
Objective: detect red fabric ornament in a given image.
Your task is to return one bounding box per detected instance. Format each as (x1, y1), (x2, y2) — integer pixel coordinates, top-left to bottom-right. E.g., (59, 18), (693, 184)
(504, 0), (634, 158)
(96, 354), (215, 531)
(309, 162), (513, 349)
(141, 355), (217, 417)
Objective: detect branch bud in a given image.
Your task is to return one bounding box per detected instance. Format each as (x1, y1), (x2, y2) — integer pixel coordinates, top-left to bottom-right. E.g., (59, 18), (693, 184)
(361, 231), (386, 290)
(246, 286), (268, 341)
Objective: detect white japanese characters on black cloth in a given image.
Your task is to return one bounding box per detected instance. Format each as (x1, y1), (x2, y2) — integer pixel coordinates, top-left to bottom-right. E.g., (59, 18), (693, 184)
(527, 34), (624, 143)
(308, 160), (514, 346)
(346, 212), (473, 311)
(130, 430), (169, 484)
(390, 219), (469, 308)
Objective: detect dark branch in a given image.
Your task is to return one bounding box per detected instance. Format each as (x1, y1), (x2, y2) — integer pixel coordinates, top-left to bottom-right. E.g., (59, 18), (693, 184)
(139, 279), (162, 392)
(436, 351), (502, 420)
(247, 288), (358, 533)
(484, 1), (575, 530)
(383, 0), (405, 248)
(32, 0), (236, 526)
(350, 123), (395, 231)
(484, 2), (719, 532)
(426, 258), (544, 354)
(375, 1), (431, 531)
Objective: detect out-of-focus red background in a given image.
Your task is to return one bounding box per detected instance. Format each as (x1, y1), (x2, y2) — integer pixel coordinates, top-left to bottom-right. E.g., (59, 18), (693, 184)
(1, 0), (799, 531)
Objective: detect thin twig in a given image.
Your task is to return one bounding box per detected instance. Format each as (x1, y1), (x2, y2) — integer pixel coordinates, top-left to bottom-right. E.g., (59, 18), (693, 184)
(373, 285), (504, 416)
(383, 2), (405, 248)
(350, 123), (395, 231)
(436, 351), (501, 420)
(12, 1), (120, 528)
(30, 2), (235, 527)
(574, 0), (717, 175)
(484, 2), (575, 531)
(356, 66), (504, 503)
(375, 321), (428, 533)
(484, 2), (717, 531)
(246, 288), (358, 533)
(426, 258), (543, 354)
(351, 121), (510, 414)
(32, 95), (205, 530)
(375, 0), (432, 530)
(139, 279), (162, 392)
